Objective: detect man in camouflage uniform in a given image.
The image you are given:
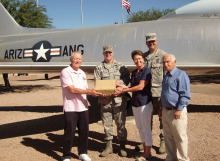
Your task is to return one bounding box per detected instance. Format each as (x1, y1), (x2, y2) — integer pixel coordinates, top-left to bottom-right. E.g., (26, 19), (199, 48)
(94, 45), (130, 157)
(136, 33), (167, 154)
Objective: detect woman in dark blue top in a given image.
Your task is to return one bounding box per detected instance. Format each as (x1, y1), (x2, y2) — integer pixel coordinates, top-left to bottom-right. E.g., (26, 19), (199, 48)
(114, 50), (153, 160)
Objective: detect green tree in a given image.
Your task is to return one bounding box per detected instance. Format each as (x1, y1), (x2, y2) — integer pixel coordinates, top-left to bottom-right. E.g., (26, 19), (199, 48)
(1, 0), (52, 28)
(127, 8), (174, 22)
(0, 0), (52, 91)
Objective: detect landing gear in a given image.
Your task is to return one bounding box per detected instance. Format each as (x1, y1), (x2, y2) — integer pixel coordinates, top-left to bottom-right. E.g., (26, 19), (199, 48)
(3, 73), (14, 92)
(45, 74), (49, 80)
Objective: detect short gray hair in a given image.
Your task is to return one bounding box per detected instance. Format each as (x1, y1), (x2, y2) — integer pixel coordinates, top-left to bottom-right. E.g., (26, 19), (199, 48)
(163, 54), (176, 62)
(70, 51), (82, 59)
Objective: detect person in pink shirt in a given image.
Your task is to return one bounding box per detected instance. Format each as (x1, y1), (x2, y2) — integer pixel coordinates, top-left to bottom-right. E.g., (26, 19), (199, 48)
(60, 51), (99, 161)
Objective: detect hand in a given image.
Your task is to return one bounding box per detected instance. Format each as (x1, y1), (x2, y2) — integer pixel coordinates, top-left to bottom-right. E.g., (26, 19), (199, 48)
(93, 89), (103, 97)
(116, 84), (127, 89)
(112, 85), (128, 96)
(100, 93), (108, 97)
(174, 110), (182, 119)
(112, 90), (122, 97)
(87, 89), (101, 97)
(115, 80), (121, 87)
(116, 86), (123, 92)
(115, 81), (128, 89)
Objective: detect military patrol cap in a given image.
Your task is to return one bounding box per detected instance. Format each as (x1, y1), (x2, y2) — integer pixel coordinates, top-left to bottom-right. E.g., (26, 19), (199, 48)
(103, 45), (113, 52)
(146, 33), (157, 42)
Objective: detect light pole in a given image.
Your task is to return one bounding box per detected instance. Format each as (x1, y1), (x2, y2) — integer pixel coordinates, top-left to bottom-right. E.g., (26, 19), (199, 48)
(81, 0), (83, 28)
(122, 2), (124, 24)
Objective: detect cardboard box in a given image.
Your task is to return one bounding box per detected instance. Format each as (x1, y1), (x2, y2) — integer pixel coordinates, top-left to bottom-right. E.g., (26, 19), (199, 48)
(95, 80), (116, 95)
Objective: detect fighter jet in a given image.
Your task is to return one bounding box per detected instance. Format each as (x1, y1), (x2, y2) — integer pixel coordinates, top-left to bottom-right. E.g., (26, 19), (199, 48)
(0, 0), (220, 74)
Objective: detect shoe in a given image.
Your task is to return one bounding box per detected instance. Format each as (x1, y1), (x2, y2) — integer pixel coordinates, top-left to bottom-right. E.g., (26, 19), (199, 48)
(79, 154), (91, 161)
(119, 141), (127, 157)
(63, 158), (70, 161)
(145, 153), (152, 159)
(135, 143), (144, 151)
(100, 140), (113, 157)
(158, 140), (166, 154)
(135, 154), (152, 161)
(135, 157), (146, 161)
(62, 155), (71, 161)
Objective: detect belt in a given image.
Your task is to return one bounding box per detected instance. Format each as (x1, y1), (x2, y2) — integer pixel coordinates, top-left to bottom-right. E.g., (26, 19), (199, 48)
(164, 106), (176, 110)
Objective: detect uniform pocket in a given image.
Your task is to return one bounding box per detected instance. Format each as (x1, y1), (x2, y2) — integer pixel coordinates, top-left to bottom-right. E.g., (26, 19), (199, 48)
(151, 64), (164, 87)
(101, 72), (109, 80)
(114, 72), (121, 80)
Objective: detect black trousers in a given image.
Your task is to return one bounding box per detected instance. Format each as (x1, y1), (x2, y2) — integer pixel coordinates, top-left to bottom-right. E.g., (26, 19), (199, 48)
(63, 110), (89, 156)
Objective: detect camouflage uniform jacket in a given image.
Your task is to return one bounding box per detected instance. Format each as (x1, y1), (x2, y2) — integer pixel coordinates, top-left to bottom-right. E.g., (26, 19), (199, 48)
(144, 48), (166, 97)
(94, 60), (130, 105)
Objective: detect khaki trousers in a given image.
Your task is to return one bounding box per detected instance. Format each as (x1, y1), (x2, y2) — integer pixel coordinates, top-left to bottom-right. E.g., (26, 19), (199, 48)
(162, 107), (190, 161)
(101, 101), (127, 141)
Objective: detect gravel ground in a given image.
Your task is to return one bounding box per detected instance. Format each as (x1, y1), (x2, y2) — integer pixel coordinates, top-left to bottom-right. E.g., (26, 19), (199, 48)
(0, 70), (219, 161)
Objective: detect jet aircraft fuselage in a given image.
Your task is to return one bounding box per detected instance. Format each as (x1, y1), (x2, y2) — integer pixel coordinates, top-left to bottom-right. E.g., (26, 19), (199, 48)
(0, 0), (220, 73)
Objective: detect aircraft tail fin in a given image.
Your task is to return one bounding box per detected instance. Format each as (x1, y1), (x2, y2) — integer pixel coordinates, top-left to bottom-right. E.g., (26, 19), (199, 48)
(0, 3), (22, 36)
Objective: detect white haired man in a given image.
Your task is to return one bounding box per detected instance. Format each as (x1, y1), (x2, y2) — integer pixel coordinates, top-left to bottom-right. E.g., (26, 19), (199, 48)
(60, 51), (99, 161)
(160, 54), (190, 161)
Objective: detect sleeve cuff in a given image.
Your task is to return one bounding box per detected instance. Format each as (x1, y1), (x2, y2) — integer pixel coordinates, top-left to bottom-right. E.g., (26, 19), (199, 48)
(177, 106), (185, 111)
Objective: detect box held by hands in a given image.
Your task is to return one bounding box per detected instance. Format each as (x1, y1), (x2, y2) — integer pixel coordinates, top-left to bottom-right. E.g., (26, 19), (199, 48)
(95, 80), (116, 95)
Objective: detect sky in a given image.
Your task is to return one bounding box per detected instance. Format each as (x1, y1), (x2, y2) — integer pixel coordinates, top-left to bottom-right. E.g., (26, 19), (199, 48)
(37, 0), (198, 29)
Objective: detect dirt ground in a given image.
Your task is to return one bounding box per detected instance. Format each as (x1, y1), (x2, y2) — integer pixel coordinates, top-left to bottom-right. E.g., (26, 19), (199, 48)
(0, 69), (220, 161)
